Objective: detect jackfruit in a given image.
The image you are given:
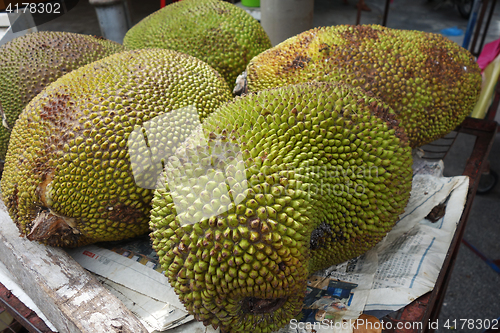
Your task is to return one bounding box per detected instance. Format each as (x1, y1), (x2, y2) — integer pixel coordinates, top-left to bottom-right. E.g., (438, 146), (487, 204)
(0, 31), (126, 160)
(149, 82), (413, 332)
(244, 25), (482, 148)
(1, 48), (232, 247)
(123, 0), (272, 86)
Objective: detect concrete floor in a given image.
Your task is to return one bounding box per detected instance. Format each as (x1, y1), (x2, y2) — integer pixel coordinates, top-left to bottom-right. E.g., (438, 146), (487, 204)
(28, 0), (500, 330)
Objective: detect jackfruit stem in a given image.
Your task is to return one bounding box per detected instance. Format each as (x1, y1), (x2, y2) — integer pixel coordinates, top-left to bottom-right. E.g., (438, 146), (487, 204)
(233, 71), (248, 96)
(30, 169), (79, 241)
(27, 209), (77, 241)
(0, 101), (10, 131)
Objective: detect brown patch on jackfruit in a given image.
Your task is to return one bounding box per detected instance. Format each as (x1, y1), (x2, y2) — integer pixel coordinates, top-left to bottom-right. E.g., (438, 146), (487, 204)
(284, 55), (311, 72)
(421, 37), (474, 90)
(318, 43), (331, 56)
(241, 297), (288, 314)
(339, 25), (381, 46)
(310, 221), (333, 250)
(298, 31), (314, 49)
(366, 100), (408, 144)
(108, 204), (144, 224)
(39, 93), (72, 122)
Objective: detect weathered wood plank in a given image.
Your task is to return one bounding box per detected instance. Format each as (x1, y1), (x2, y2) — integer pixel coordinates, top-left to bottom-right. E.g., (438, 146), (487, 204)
(0, 205), (148, 333)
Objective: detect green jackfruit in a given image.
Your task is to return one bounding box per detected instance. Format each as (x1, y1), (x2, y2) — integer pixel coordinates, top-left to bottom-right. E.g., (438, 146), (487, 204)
(149, 82), (413, 332)
(245, 25), (482, 148)
(0, 31), (126, 160)
(1, 48), (232, 247)
(123, 0), (272, 86)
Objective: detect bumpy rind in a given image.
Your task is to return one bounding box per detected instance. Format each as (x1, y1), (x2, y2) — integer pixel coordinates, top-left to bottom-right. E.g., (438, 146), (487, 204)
(123, 0), (272, 87)
(0, 31), (126, 160)
(246, 25), (482, 148)
(149, 82), (413, 333)
(1, 48), (232, 247)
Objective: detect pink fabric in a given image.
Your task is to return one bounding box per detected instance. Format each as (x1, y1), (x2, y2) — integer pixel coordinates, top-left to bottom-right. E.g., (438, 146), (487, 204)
(477, 38), (500, 72)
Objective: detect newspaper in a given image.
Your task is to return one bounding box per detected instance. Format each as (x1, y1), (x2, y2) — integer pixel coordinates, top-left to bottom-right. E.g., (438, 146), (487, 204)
(65, 156), (469, 333)
(285, 174), (468, 331)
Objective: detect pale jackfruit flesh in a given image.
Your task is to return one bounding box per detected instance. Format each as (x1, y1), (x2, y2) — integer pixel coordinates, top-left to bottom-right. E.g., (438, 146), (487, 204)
(123, 0), (272, 86)
(149, 82), (413, 332)
(245, 25), (482, 147)
(1, 48), (232, 247)
(0, 31), (126, 160)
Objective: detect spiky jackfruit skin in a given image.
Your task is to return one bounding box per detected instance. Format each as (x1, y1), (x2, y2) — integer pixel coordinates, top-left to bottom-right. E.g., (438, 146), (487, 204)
(123, 0), (272, 86)
(1, 49), (232, 247)
(0, 31), (126, 160)
(245, 25), (482, 148)
(149, 82), (413, 332)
